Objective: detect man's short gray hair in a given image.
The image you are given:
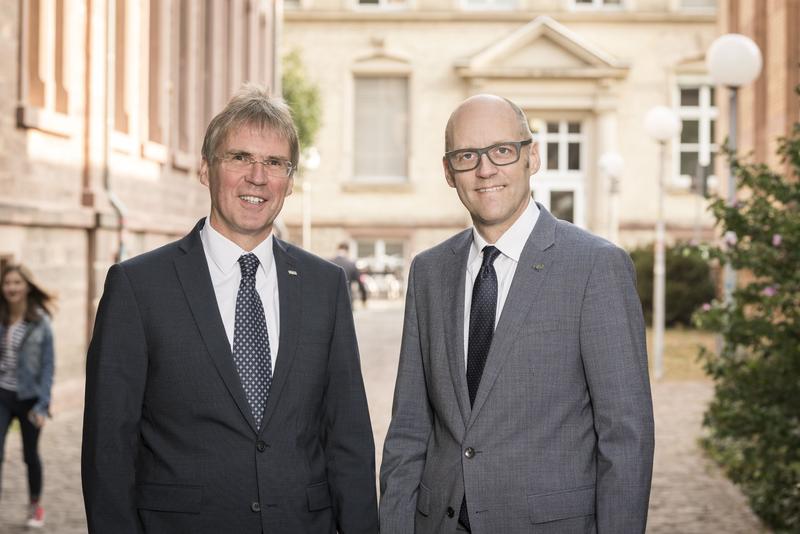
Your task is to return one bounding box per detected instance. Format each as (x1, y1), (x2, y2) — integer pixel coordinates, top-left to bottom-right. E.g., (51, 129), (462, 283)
(201, 84), (300, 172)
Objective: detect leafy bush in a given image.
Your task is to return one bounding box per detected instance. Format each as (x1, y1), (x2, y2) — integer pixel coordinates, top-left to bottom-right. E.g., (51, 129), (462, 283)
(693, 108), (800, 531)
(629, 243), (716, 326)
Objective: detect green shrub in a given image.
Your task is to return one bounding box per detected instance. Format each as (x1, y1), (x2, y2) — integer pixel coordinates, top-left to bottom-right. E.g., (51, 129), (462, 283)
(629, 243), (716, 327)
(692, 103), (800, 531)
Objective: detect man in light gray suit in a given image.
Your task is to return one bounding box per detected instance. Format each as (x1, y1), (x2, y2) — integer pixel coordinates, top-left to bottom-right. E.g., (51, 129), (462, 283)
(380, 94), (654, 533)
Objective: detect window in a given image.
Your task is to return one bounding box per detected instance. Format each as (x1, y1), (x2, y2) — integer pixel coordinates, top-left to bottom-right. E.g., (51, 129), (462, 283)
(573, 0), (623, 8)
(113, 0), (129, 134)
(353, 77), (409, 182)
(676, 83), (718, 187)
(462, 0), (517, 9)
(529, 118), (586, 227)
(357, 0), (407, 7)
(680, 0), (715, 8)
(18, 0), (74, 134)
(147, 0), (165, 146)
(354, 238), (405, 299)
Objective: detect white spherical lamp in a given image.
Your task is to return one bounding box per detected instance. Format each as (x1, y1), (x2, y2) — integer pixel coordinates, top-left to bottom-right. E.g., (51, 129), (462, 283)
(707, 33), (763, 87)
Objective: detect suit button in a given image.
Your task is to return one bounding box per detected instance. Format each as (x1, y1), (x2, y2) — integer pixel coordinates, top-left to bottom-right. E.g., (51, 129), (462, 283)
(251, 502), (261, 513)
(256, 440), (267, 452)
(447, 507), (455, 518)
(464, 447), (475, 459)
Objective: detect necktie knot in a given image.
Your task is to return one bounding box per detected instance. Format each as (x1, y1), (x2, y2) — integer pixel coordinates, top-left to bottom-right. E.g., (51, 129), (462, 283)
(481, 246), (501, 269)
(238, 253), (260, 280)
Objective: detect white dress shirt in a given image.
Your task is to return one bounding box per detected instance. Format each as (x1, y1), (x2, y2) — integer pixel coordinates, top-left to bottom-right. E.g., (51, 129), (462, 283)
(200, 219), (280, 373)
(463, 200), (540, 366)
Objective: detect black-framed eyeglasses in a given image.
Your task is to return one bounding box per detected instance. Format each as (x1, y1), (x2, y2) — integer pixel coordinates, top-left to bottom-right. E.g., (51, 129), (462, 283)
(217, 152), (295, 178)
(444, 139), (533, 172)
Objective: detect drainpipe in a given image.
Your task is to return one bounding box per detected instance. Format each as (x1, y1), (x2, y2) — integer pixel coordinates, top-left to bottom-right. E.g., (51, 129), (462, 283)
(103, 0), (128, 263)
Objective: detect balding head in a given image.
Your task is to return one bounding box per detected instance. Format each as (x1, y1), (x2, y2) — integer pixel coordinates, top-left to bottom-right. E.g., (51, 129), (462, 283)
(444, 94), (531, 153)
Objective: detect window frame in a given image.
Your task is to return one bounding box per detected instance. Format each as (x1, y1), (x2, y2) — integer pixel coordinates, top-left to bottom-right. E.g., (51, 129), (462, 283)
(570, 0), (627, 10)
(529, 117), (587, 228)
(674, 77), (719, 190)
(351, 74), (411, 184)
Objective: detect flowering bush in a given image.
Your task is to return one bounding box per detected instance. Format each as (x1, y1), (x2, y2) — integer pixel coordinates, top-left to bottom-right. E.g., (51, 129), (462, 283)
(693, 112), (800, 531)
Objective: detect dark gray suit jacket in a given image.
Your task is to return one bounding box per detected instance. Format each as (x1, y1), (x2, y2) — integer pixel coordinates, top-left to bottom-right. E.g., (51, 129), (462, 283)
(380, 205), (654, 533)
(82, 220), (378, 533)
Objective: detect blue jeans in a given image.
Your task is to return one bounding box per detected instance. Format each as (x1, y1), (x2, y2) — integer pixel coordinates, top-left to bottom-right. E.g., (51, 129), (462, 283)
(0, 388), (42, 501)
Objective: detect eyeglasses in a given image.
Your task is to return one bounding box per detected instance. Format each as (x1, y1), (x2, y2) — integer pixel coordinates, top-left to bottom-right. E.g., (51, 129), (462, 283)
(445, 139), (533, 172)
(217, 152), (295, 178)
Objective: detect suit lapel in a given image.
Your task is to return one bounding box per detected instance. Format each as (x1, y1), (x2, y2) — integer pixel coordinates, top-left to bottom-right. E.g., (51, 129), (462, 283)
(467, 204), (557, 429)
(174, 220), (257, 433)
(259, 238), (301, 434)
(443, 230), (473, 428)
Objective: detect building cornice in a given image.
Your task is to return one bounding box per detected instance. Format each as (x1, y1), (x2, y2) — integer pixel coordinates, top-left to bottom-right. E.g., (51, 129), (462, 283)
(285, 11), (715, 24)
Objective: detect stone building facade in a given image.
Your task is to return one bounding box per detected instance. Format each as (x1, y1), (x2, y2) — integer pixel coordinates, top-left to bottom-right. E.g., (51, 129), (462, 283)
(716, 0), (799, 174)
(0, 0), (281, 382)
(282, 0), (720, 292)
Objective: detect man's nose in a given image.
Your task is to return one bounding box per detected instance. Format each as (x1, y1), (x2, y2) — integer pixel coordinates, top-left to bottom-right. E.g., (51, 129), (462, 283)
(475, 153), (497, 178)
(247, 161), (269, 184)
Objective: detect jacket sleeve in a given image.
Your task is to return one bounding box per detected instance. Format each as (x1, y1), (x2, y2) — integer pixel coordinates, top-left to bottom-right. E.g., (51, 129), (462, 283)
(579, 245), (655, 533)
(32, 316), (55, 416)
(324, 268), (379, 533)
(379, 258), (433, 534)
(81, 264), (147, 534)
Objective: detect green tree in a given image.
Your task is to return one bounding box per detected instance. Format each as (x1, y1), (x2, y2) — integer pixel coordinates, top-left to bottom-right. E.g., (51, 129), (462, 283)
(693, 94), (800, 531)
(282, 49), (321, 151)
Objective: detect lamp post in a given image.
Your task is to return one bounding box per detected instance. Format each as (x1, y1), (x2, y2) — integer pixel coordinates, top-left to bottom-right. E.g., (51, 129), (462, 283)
(301, 147), (320, 251)
(644, 106), (682, 381)
(706, 33), (763, 303)
(599, 152), (624, 245)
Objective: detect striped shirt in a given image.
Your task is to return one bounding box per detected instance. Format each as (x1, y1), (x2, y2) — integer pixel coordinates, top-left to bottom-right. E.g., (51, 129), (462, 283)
(0, 320), (27, 391)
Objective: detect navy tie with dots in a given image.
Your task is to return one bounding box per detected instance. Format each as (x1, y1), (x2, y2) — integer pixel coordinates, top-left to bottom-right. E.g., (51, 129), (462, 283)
(233, 253), (272, 431)
(459, 245), (501, 531)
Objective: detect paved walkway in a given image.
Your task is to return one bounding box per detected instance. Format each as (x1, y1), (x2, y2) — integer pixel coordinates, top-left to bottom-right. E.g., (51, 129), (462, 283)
(0, 301), (767, 532)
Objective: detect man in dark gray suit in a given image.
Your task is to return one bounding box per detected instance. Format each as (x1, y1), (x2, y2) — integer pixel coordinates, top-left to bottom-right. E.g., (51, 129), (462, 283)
(380, 94), (654, 533)
(82, 85), (378, 533)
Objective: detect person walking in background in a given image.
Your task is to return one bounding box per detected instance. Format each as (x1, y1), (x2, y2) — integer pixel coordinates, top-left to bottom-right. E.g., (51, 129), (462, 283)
(0, 264), (56, 529)
(380, 94), (654, 533)
(332, 242), (368, 307)
(82, 84), (377, 533)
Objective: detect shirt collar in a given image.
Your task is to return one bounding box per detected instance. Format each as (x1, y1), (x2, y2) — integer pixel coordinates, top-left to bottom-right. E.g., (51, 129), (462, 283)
(201, 217), (274, 276)
(469, 200), (540, 265)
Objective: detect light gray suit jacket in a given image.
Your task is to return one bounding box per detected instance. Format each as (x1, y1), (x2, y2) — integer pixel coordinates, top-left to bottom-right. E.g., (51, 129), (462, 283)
(380, 204), (654, 534)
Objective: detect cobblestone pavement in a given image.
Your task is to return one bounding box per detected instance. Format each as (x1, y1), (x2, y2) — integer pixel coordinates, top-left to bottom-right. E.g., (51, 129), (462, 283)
(0, 301), (768, 532)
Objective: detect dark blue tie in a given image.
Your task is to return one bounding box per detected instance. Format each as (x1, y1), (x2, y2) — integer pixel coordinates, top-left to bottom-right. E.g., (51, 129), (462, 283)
(233, 253), (272, 430)
(459, 245), (501, 531)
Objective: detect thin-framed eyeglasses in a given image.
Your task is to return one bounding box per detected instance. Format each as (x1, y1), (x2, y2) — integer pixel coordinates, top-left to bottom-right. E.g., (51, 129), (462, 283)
(217, 152), (295, 178)
(445, 139), (533, 172)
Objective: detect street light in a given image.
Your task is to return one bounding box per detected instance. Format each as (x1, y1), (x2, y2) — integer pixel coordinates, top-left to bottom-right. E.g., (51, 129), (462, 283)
(706, 33), (763, 303)
(599, 151), (624, 244)
(300, 147), (320, 251)
(644, 106), (682, 381)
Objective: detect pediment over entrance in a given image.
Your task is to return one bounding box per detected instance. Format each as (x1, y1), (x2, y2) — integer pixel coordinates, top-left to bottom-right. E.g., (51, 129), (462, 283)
(455, 15), (628, 80)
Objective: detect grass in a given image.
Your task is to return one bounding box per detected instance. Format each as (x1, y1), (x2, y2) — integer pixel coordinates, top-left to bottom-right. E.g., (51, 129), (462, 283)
(645, 327), (717, 381)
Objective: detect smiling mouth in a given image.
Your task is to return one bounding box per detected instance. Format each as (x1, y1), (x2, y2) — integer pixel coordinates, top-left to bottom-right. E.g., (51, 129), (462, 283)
(240, 195), (265, 205)
(476, 185), (505, 193)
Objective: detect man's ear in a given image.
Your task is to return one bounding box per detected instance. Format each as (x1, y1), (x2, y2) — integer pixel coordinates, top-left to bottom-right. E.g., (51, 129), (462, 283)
(443, 157), (456, 188)
(286, 175), (294, 197)
(528, 141), (541, 175)
(199, 158), (210, 187)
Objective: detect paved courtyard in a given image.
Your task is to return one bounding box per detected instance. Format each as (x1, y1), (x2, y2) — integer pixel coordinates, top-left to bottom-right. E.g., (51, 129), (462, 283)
(0, 301), (767, 532)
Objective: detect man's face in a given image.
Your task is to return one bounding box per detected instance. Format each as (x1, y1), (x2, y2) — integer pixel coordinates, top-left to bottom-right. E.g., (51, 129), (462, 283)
(443, 97), (540, 242)
(199, 125), (293, 251)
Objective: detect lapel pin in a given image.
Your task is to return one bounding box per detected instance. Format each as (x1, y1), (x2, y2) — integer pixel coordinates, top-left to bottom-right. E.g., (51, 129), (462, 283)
(534, 263), (544, 271)
(288, 270), (298, 276)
